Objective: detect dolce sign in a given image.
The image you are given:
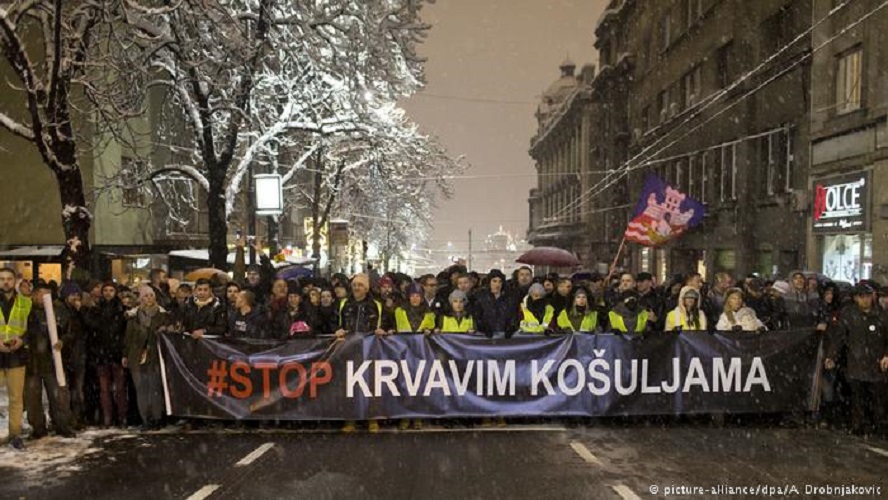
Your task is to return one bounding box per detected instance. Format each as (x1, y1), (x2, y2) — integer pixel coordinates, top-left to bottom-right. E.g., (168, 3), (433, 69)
(812, 175), (868, 233)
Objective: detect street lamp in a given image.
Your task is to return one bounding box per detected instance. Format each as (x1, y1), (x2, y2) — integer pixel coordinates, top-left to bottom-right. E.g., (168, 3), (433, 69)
(255, 174), (283, 256)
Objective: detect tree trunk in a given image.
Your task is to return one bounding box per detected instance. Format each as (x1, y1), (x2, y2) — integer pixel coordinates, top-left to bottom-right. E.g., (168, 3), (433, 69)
(311, 169), (322, 275)
(56, 166), (92, 274)
(207, 173), (230, 270)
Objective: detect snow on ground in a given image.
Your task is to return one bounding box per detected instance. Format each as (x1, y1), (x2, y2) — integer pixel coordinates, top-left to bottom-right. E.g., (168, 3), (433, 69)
(0, 385), (138, 481)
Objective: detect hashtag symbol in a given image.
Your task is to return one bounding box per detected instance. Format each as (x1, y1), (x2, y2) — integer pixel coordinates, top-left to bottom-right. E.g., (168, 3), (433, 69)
(207, 360), (229, 397)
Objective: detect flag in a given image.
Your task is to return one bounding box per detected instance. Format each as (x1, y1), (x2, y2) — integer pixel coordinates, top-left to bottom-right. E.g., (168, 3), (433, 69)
(624, 174), (705, 246)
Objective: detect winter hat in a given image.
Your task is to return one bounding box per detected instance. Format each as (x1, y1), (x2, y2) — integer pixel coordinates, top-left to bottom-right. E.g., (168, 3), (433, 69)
(449, 289), (468, 304)
(287, 280), (301, 296)
(407, 283), (423, 297)
(528, 283), (546, 298)
(101, 281), (117, 292)
(351, 273), (370, 289)
(772, 280), (791, 296)
(683, 288), (700, 300)
(59, 281), (82, 300)
(487, 269), (507, 282)
(138, 285), (156, 299)
(379, 276), (394, 288)
(851, 283), (875, 296)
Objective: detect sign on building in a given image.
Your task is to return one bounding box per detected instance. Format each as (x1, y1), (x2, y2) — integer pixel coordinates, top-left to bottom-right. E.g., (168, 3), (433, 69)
(812, 173), (869, 233)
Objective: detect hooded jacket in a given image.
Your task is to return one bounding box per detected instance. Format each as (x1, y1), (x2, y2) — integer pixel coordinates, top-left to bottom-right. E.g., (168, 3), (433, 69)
(665, 286), (707, 332)
(228, 306), (268, 340)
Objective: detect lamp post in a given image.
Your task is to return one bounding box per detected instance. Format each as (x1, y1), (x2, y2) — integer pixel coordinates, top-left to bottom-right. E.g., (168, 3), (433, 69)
(255, 174), (284, 257)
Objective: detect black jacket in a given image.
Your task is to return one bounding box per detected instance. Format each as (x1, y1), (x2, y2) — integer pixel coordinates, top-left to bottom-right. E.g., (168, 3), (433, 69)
(180, 297), (227, 336)
(826, 306), (888, 382)
(269, 305), (316, 339)
(228, 307), (267, 340)
(85, 297), (127, 365)
(473, 289), (520, 336)
(338, 296), (389, 334)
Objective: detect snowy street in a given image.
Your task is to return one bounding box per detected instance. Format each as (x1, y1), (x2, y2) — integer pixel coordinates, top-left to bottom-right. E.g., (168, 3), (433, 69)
(2, 422), (887, 499)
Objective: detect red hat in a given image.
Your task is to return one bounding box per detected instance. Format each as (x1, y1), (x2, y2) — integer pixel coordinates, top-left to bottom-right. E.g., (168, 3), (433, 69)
(379, 276), (394, 287)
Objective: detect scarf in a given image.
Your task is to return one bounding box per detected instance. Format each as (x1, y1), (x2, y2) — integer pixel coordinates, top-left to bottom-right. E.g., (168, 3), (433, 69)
(138, 305), (160, 328)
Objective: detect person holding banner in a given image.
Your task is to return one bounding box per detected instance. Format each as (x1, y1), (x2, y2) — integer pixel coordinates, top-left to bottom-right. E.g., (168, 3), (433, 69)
(716, 288), (765, 332)
(665, 287), (707, 332)
(435, 290), (475, 333)
(518, 283), (554, 334)
(179, 279), (227, 339)
(556, 287), (599, 333)
(474, 269), (520, 338)
(392, 284), (435, 334)
(336, 273), (387, 434)
(123, 286), (172, 431)
(25, 282), (75, 439)
(607, 291), (649, 335)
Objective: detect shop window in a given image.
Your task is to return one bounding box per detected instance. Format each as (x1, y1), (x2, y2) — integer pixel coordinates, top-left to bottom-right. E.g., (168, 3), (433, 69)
(836, 47), (862, 114)
(822, 233), (872, 283)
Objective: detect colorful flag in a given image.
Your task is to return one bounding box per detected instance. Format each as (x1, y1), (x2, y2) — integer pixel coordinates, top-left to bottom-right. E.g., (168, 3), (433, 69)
(624, 174), (705, 246)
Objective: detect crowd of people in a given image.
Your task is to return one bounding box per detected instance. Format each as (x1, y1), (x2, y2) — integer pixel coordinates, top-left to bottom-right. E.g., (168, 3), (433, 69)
(1, 237), (886, 447)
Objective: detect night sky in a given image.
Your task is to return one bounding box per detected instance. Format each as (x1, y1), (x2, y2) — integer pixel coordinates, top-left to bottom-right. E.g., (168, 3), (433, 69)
(401, 0), (608, 252)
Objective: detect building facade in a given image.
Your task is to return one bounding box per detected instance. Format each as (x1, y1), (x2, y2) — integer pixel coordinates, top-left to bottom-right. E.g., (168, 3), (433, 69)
(807, 0), (888, 285)
(527, 0), (817, 281)
(528, 60), (611, 271)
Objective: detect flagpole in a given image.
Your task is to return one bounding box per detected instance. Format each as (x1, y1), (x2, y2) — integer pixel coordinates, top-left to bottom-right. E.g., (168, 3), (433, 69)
(607, 235), (627, 281)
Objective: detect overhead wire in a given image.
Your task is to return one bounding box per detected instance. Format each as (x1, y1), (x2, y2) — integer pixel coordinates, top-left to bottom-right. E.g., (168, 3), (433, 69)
(550, 0), (862, 221)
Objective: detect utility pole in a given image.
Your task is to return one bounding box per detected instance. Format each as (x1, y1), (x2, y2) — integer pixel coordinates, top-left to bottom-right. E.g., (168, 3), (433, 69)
(468, 228), (473, 271)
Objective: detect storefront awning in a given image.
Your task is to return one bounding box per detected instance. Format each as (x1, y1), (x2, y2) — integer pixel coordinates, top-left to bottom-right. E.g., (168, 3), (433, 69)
(0, 246), (65, 258)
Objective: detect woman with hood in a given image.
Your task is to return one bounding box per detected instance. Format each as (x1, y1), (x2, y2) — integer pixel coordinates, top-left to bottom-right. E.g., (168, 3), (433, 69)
(665, 286), (707, 332)
(519, 283), (554, 334)
(556, 287), (599, 333)
(122, 286), (172, 431)
(816, 281), (842, 326)
(314, 288), (338, 333)
(716, 288), (765, 332)
(392, 283), (436, 334)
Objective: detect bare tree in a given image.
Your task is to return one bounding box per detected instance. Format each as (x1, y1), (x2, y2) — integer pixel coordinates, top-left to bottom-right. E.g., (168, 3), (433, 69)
(125, 0), (432, 269)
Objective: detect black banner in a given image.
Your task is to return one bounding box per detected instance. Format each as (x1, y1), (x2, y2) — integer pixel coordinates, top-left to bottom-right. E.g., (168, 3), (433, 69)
(157, 330), (821, 420)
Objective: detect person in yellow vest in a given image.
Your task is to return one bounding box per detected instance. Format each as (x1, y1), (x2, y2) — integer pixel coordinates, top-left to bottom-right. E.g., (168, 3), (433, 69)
(665, 286), (707, 332)
(0, 268), (31, 450)
(435, 290), (474, 333)
(391, 283), (434, 431)
(519, 283), (554, 334)
(607, 291), (649, 335)
(556, 287), (599, 333)
(392, 283), (436, 334)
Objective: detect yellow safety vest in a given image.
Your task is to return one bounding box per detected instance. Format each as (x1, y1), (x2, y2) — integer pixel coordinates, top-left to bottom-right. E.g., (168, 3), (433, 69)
(338, 298), (383, 330)
(0, 293), (32, 342)
(440, 315), (474, 333)
(556, 309), (598, 332)
(520, 302), (554, 333)
(394, 307), (436, 333)
(608, 310), (648, 334)
(665, 309), (706, 331)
